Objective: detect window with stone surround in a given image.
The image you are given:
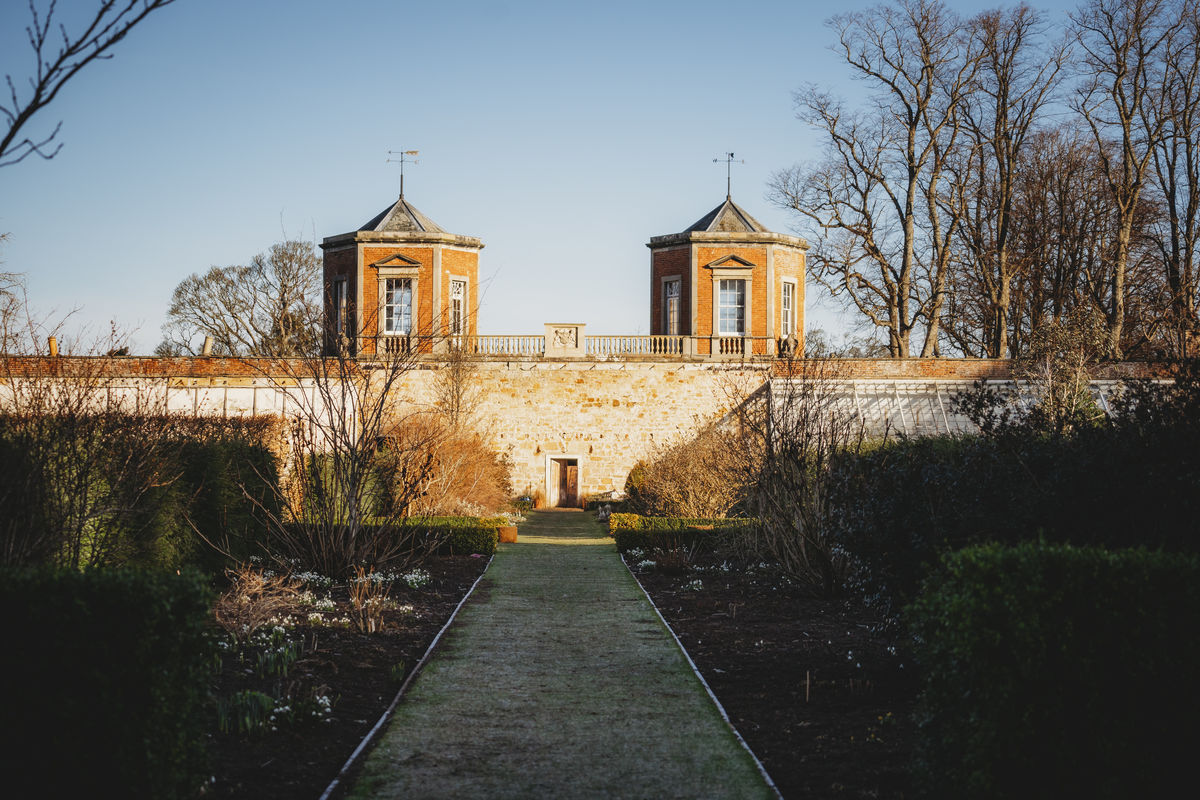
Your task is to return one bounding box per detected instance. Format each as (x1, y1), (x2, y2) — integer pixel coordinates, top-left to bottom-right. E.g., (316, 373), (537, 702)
(331, 277), (347, 335)
(781, 280), (795, 338)
(664, 278), (681, 335)
(450, 279), (466, 336)
(383, 277), (412, 335)
(718, 279), (746, 336)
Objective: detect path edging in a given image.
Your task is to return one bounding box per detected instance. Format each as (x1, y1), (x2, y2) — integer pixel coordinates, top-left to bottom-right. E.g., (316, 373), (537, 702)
(319, 555), (495, 800)
(623, 556), (783, 799)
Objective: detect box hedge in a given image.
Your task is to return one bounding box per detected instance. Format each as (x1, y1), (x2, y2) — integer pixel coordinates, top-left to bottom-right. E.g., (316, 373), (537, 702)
(0, 566), (215, 798)
(906, 542), (1200, 799)
(608, 513), (753, 553)
(420, 517), (502, 556)
(278, 517), (502, 559)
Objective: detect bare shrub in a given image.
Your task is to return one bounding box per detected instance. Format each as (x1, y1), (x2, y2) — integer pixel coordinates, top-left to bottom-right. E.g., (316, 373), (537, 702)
(953, 308), (1109, 436)
(729, 357), (869, 597)
(625, 424), (746, 518)
(213, 565), (302, 643)
(399, 415), (513, 517)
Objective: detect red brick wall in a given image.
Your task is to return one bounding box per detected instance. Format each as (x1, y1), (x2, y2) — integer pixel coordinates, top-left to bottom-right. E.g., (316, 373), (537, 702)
(360, 246), (435, 354)
(773, 245), (805, 351)
(441, 248), (480, 337)
(323, 247), (356, 345)
(650, 248), (690, 335)
(695, 245), (768, 341)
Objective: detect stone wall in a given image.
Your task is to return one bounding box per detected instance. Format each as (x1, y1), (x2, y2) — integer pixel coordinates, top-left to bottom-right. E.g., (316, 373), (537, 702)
(0, 356), (1168, 506)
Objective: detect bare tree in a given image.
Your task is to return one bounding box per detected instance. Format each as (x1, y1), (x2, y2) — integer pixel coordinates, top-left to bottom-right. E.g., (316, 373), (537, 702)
(0, 270), (25, 355)
(1002, 127), (1116, 352)
(1072, 0), (1187, 356)
(951, 4), (1067, 358)
(158, 239), (322, 357)
(771, 0), (978, 357)
(2, 0), (179, 167)
(432, 342), (482, 432)
(1148, 3), (1200, 353)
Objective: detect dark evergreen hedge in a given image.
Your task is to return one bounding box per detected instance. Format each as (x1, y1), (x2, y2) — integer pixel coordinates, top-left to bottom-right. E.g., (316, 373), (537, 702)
(0, 567), (215, 798)
(906, 543), (1200, 799)
(0, 415), (280, 572)
(829, 423), (1200, 612)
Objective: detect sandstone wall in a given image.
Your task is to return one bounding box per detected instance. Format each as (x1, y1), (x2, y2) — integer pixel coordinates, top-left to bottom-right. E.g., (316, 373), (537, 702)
(423, 361), (770, 499)
(0, 356), (1166, 505)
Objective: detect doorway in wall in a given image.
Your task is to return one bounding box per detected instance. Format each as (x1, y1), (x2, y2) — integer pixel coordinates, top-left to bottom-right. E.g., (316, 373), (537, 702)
(547, 457), (580, 508)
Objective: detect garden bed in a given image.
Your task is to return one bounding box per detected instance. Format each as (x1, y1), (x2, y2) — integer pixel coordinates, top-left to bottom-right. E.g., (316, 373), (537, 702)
(629, 554), (917, 799)
(206, 554), (489, 799)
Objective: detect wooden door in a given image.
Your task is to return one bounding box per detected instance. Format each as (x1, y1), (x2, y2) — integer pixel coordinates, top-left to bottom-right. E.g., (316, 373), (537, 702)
(564, 463), (578, 507)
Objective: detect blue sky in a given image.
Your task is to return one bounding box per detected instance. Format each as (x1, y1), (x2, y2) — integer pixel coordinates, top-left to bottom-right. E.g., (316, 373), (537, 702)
(0, 0), (1078, 353)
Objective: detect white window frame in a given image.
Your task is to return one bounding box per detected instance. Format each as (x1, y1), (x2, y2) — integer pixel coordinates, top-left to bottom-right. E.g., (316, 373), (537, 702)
(662, 276), (681, 335)
(449, 277), (467, 337)
(717, 278), (746, 336)
(377, 265), (420, 339)
(781, 279), (796, 338)
(384, 278), (412, 335)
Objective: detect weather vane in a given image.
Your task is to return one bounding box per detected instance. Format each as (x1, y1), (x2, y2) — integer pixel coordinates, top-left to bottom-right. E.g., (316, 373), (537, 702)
(713, 152), (744, 199)
(387, 149), (420, 197)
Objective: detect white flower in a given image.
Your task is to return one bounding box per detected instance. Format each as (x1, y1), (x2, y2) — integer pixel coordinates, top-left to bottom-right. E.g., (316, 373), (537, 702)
(402, 569), (431, 589)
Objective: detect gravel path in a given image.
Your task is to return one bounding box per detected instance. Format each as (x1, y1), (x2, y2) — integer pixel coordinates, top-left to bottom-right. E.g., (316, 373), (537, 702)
(346, 510), (775, 799)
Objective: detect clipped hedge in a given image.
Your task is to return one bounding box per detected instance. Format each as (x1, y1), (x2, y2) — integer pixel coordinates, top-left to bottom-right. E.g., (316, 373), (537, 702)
(906, 543), (1200, 799)
(420, 517), (501, 556)
(278, 518), (502, 559)
(584, 495), (632, 514)
(0, 567), (214, 798)
(608, 513), (753, 553)
(0, 414), (280, 572)
(830, 423), (1200, 611)
(435, 524), (500, 556)
(168, 419), (281, 572)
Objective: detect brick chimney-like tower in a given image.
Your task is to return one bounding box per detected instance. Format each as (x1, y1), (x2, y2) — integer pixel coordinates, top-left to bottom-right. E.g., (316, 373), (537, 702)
(648, 197), (807, 356)
(321, 194), (483, 356)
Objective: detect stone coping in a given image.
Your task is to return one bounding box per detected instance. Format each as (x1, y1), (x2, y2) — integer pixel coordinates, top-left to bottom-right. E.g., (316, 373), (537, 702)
(0, 355), (1172, 381)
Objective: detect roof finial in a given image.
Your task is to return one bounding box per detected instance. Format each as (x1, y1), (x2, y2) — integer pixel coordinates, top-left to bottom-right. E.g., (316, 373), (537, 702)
(387, 149), (419, 198)
(713, 152), (744, 200)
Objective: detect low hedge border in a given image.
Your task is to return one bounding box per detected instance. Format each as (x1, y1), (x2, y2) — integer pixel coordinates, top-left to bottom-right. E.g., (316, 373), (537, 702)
(427, 523), (500, 556)
(608, 514), (753, 553)
(906, 542), (1200, 799)
(417, 516), (503, 556)
(279, 518), (504, 558)
(0, 566), (214, 798)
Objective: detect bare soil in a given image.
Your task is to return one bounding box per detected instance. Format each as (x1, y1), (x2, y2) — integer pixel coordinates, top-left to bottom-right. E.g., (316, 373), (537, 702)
(632, 558), (917, 799)
(206, 548), (915, 799)
(206, 555), (488, 799)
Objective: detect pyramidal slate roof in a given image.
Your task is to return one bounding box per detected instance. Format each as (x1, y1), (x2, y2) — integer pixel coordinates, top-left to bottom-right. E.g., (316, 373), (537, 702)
(359, 195), (446, 234)
(685, 196), (770, 234)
